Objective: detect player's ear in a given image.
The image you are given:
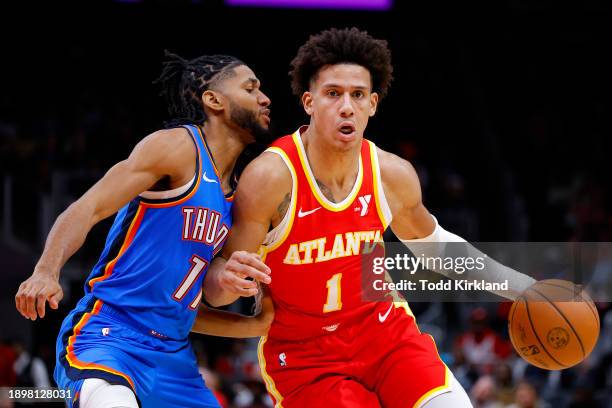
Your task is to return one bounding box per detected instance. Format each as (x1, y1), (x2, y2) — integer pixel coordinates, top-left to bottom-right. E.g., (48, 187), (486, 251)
(369, 92), (379, 117)
(202, 90), (224, 113)
(302, 92), (313, 115)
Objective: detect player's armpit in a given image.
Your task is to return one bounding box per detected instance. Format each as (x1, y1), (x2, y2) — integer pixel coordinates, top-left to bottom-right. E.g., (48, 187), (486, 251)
(191, 295), (274, 338)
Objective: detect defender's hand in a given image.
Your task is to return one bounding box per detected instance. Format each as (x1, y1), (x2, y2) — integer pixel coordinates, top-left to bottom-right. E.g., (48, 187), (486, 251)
(218, 251), (271, 297)
(15, 271), (63, 320)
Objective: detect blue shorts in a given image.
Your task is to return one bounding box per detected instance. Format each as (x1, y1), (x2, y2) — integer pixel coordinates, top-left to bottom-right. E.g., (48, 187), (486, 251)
(54, 295), (219, 408)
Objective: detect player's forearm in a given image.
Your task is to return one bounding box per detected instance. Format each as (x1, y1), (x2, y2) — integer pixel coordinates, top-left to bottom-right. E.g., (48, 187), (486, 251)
(35, 201), (97, 278)
(460, 246), (535, 300)
(399, 219), (535, 300)
(192, 305), (269, 338)
(203, 258), (241, 307)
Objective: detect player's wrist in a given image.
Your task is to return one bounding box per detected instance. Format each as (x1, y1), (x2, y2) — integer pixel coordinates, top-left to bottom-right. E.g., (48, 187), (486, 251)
(33, 264), (60, 280)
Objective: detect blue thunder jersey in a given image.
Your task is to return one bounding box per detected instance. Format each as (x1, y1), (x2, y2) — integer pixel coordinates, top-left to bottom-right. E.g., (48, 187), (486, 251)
(83, 124), (232, 340)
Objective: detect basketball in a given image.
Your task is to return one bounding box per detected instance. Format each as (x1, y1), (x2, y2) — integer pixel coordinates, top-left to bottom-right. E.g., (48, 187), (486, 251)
(508, 279), (600, 370)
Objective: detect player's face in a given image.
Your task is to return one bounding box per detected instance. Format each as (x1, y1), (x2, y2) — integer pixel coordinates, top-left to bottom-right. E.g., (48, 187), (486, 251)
(219, 65), (272, 143)
(302, 63), (378, 151)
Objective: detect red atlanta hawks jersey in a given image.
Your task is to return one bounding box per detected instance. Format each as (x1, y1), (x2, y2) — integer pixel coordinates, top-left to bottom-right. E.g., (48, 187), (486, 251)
(261, 128), (393, 341)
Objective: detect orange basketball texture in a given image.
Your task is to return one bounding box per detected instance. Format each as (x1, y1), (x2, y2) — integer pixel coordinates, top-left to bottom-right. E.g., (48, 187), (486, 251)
(508, 279), (600, 370)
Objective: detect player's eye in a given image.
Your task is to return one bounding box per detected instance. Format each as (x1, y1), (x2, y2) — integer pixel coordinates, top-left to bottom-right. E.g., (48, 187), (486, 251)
(246, 88), (254, 93)
(352, 91), (364, 98)
(327, 90), (339, 97)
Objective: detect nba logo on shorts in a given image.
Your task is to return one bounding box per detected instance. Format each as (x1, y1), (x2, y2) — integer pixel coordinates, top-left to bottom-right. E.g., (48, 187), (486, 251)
(279, 352), (287, 367)
(102, 327), (110, 336)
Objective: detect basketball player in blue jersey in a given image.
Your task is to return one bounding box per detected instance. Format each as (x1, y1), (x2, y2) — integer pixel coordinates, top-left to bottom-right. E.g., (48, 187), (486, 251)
(15, 51), (273, 408)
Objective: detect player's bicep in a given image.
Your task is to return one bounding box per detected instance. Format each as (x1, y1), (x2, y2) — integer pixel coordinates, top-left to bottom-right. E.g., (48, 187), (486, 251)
(390, 202), (435, 239)
(379, 149), (435, 239)
(222, 153), (291, 255)
(81, 161), (159, 223)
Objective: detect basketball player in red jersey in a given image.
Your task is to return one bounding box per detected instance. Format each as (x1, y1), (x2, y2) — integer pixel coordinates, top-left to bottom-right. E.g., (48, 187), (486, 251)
(203, 28), (536, 407)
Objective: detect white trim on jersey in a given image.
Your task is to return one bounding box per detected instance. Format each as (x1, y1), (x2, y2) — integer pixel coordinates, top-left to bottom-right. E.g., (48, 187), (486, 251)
(139, 176), (195, 200)
(369, 143), (393, 226)
(294, 127), (363, 210)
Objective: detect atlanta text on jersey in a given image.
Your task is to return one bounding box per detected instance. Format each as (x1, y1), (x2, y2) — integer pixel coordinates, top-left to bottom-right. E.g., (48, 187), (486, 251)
(283, 230), (383, 265)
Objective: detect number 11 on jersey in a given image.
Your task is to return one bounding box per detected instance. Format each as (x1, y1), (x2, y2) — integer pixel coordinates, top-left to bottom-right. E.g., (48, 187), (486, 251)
(323, 273), (342, 313)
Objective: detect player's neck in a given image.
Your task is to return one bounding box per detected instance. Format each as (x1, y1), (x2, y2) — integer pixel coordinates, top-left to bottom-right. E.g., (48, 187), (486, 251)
(201, 120), (246, 183)
(301, 127), (360, 196)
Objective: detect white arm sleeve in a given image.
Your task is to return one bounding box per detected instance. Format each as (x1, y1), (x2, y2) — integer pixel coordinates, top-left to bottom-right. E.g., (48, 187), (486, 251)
(399, 216), (535, 300)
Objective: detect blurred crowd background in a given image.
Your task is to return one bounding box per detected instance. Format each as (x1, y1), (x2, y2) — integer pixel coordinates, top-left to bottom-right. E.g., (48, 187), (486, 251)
(1, 1), (611, 407)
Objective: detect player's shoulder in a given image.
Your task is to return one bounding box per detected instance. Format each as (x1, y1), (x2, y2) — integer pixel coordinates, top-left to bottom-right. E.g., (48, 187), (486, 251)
(130, 127), (195, 173)
(242, 150), (292, 186)
(374, 146), (419, 185)
(235, 151), (292, 213)
(140, 127), (194, 153)
(372, 145), (422, 206)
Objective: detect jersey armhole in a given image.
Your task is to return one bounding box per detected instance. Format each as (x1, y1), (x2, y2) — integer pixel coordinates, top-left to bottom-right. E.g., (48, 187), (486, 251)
(368, 141), (393, 228)
(262, 148), (297, 252)
(139, 176), (196, 200)
(137, 126), (201, 206)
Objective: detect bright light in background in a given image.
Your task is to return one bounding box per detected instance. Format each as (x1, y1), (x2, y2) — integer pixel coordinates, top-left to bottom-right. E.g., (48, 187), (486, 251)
(225, 0), (392, 11)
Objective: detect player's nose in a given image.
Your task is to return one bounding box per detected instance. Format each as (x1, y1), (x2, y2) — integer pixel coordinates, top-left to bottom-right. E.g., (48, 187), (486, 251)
(258, 91), (271, 107)
(339, 93), (354, 117)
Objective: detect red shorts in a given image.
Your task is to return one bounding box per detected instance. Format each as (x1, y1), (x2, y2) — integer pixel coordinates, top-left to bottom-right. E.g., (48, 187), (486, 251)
(258, 303), (451, 408)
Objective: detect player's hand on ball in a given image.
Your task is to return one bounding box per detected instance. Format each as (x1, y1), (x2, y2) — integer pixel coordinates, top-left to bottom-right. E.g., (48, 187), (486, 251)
(220, 251), (271, 297)
(15, 270), (63, 320)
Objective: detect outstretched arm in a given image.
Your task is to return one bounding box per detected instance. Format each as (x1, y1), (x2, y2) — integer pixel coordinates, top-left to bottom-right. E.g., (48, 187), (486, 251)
(15, 129), (196, 320)
(379, 148), (535, 300)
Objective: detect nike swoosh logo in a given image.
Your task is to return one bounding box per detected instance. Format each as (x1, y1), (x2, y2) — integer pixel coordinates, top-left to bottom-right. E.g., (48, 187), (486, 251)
(298, 207), (322, 218)
(202, 172), (218, 183)
(378, 304), (394, 323)
(323, 323), (340, 332)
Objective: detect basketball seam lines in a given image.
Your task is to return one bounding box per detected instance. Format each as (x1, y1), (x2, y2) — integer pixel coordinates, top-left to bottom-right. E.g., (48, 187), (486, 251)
(538, 282), (600, 331)
(530, 287), (586, 358)
(524, 295), (566, 368)
(508, 296), (521, 346)
(509, 296), (521, 325)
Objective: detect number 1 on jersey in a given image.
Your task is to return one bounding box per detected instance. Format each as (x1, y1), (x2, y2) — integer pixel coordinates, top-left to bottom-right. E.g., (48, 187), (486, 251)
(173, 255), (208, 302)
(323, 273), (342, 313)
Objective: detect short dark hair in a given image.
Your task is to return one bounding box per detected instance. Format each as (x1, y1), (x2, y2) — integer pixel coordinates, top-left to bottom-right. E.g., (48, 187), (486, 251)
(289, 27), (393, 99)
(154, 50), (244, 128)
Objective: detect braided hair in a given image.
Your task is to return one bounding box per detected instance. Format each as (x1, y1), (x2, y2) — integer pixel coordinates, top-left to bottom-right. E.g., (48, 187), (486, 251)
(154, 50), (244, 128)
